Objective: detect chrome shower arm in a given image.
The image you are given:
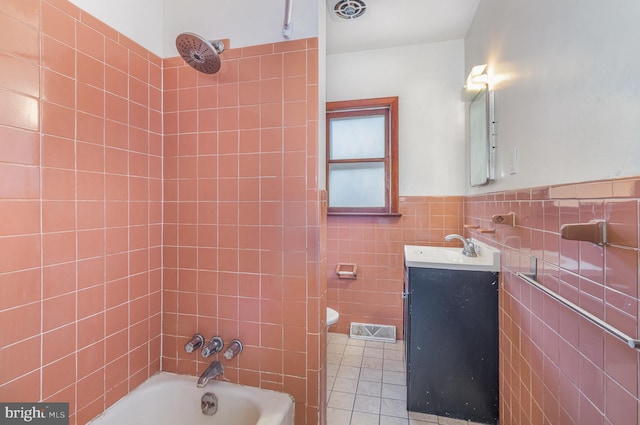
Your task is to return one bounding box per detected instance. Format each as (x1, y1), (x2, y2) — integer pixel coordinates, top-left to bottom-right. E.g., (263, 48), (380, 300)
(283, 0), (293, 39)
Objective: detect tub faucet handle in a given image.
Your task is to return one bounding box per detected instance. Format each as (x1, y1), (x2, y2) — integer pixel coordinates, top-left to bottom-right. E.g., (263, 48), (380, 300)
(185, 333), (205, 353)
(201, 336), (224, 357)
(223, 339), (243, 360)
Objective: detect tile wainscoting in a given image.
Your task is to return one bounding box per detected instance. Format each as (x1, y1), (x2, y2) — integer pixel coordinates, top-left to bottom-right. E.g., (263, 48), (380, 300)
(466, 177), (640, 425)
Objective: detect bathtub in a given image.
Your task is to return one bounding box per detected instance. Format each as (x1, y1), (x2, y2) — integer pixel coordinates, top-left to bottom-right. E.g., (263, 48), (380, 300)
(88, 372), (294, 425)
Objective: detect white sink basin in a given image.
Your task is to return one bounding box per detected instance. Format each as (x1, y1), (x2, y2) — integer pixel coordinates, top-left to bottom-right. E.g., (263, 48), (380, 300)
(404, 240), (500, 272)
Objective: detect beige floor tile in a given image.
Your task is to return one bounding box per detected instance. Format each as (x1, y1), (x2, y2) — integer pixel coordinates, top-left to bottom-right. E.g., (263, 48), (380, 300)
(382, 370), (405, 385)
(328, 343), (347, 354)
(409, 419), (438, 425)
(327, 407), (352, 425)
(327, 375), (336, 392)
(341, 354), (363, 367)
(346, 338), (366, 347)
(351, 411), (380, 425)
(333, 377), (359, 394)
(328, 391), (356, 410)
(408, 411), (438, 423)
(328, 353), (343, 364)
(382, 383), (406, 401)
(344, 345), (365, 356)
(381, 398), (409, 419)
(385, 340), (404, 351)
(383, 359), (405, 372)
(364, 347), (384, 358)
(330, 333), (349, 343)
(357, 380), (382, 397)
(380, 415), (410, 425)
(353, 394), (381, 414)
(360, 368), (383, 382)
(326, 333), (469, 425)
(362, 357), (384, 369)
(365, 340), (386, 349)
(383, 349), (404, 361)
(337, 365), (361, 379)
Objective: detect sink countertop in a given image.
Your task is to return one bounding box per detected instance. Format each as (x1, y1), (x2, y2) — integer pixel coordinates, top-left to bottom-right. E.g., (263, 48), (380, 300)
(404, 240), (500, 272)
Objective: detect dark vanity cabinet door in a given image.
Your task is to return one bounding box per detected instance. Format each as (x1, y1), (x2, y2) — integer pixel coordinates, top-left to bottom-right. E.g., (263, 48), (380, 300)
(404, 266), (499, 425)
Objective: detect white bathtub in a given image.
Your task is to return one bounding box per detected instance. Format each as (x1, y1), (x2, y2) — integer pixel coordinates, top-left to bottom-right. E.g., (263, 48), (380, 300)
(88, 373), (294, 425)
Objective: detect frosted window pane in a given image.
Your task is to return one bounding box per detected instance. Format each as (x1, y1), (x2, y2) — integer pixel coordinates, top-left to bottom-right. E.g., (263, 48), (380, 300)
(328, 162), (385, 208)
(330, 115), (385, 159)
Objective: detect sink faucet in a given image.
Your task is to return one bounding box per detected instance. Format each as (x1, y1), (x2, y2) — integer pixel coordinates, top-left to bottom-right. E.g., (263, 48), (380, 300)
(445, 234), (477, 257)
(197, 360), (224, 388)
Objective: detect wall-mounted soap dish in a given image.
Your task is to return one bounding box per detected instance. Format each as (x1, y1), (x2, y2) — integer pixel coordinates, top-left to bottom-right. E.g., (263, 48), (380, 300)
(479, 228), (496, 234)
(491, 212), (515, 227)
(336, 263), (357, 279)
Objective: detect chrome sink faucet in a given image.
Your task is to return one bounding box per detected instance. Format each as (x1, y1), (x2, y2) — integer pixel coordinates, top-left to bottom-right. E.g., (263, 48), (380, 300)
(197, 360), (224, 388)
(445, 234), (477, 257)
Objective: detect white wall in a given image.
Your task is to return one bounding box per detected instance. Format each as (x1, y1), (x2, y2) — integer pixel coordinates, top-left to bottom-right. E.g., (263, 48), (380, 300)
(68, 0), (164, 56)
(327, 40), (466, 196)
(465, 0), (640, 193)
(163, 0), (319, 57)
(69, 0), (319, 58)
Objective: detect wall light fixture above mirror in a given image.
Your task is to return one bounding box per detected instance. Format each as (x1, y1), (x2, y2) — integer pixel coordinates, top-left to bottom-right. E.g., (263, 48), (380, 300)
(461, 64), (488, 101)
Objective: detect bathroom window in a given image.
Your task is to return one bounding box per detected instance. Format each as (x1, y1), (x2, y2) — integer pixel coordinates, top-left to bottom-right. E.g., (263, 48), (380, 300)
(326, 97), (399, 215)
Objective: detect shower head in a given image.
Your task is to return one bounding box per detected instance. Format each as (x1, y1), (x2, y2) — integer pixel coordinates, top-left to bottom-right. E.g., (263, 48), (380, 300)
(175, 32), (225, 74)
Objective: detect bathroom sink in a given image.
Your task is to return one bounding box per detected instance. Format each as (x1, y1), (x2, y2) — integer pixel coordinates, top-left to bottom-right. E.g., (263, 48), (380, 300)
(404, 240), (500, 272)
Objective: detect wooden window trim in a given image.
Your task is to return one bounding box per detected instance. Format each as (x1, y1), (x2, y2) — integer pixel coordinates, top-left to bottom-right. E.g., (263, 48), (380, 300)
(326, 96), (399, 216)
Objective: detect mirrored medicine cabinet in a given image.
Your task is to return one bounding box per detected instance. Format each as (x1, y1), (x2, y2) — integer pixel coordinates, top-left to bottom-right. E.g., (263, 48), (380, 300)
(468, 86), (495, 187)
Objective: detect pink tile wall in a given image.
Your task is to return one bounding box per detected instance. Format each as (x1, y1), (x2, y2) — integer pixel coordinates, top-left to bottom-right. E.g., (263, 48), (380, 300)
(1, 2), (323, 424)
(162, 39), (323, 425)
(326, 196), (464, 337)
(465, 178), (640, 425)
(0, 0), (162, 423)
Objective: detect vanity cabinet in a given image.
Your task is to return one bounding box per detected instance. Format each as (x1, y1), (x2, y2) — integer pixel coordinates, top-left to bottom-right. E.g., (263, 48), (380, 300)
(404, 266), (499, 425)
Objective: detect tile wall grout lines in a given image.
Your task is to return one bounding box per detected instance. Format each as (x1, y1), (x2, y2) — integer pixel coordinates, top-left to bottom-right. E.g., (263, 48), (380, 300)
(38, 0), (44, 403)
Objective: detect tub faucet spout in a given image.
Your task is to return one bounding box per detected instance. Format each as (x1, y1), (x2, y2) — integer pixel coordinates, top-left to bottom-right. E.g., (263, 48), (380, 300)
(444, 234), (477, 257)
(197, 361), (223, 388)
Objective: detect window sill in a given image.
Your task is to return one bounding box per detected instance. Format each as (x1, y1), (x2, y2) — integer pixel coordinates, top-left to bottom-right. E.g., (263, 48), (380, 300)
(327, 212), (403, 217)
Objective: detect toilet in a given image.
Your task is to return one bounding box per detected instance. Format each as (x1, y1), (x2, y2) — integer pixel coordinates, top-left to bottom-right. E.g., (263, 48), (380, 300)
(327, 307), (339, 327)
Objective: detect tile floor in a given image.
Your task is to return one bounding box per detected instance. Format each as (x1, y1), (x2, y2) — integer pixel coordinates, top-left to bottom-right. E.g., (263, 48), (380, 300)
(326, 332), (486, 425)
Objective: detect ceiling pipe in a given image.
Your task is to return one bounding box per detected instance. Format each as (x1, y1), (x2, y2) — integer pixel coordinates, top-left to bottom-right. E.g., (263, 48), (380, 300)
(283, 0), (293, 38)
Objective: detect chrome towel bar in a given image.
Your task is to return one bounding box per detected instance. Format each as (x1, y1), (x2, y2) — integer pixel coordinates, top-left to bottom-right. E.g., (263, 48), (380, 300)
(516, 272), (640, 350)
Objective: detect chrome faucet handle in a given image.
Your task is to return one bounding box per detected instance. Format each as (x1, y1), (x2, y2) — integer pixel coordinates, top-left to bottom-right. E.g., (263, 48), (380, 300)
(184, 333), (205, 353)
(464, 240), (478, 257)
(201, 336), (224, 357)
(223, 339), (243, 360)
(444, 233), (478, 257)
